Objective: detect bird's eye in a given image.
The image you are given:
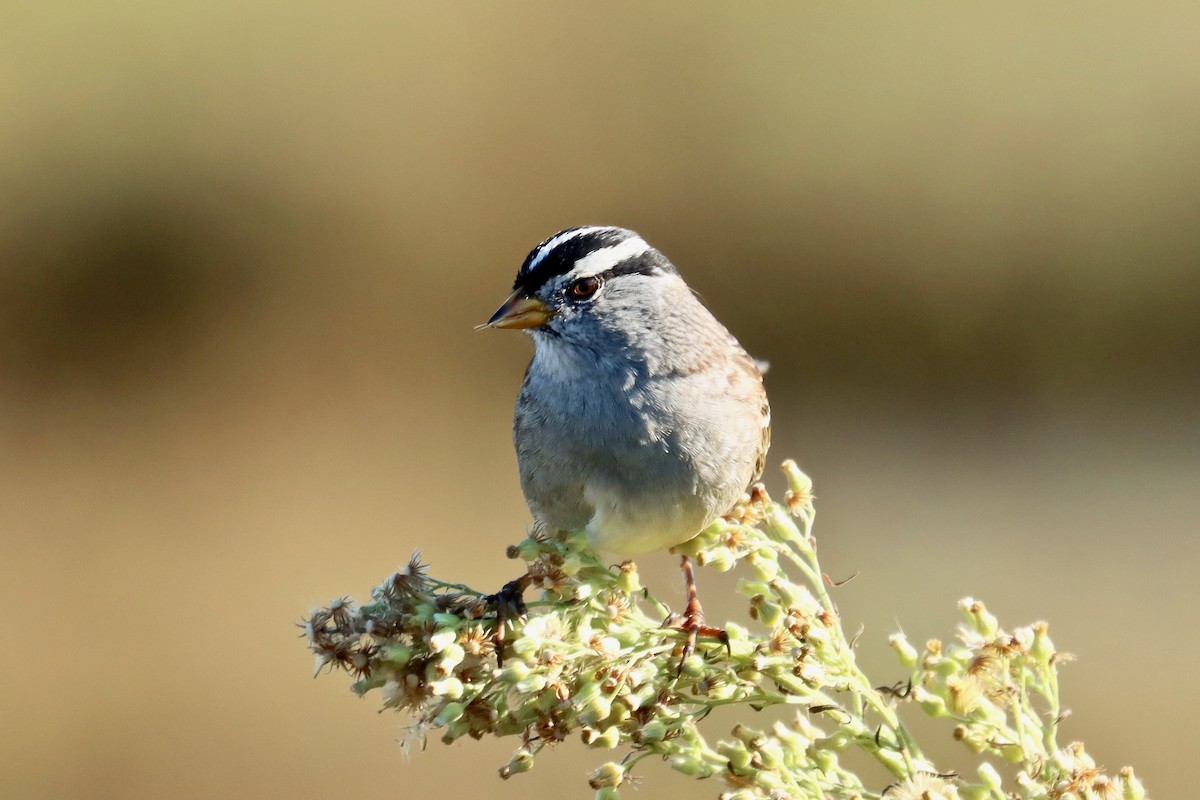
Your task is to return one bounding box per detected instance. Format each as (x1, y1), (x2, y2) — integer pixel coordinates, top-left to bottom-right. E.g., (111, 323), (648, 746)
(566, 276), (601, 301)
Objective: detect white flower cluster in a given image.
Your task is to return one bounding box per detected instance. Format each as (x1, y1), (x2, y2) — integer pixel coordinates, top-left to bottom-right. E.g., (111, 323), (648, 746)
(303, 462), (1148, 800)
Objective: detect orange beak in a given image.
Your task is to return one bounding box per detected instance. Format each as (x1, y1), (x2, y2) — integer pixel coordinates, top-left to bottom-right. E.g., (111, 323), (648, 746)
(481, 289), (556, 330)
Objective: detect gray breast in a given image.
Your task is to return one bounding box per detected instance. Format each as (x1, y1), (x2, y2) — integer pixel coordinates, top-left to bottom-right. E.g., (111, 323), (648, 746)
(513, 336), (762, 540)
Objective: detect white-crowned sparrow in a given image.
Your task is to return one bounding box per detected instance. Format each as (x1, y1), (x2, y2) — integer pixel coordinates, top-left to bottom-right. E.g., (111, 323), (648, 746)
(482, 226), (771, 663)
(485, 225), (770, 553)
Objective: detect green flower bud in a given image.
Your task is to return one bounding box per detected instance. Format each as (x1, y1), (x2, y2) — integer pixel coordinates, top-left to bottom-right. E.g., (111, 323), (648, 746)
(770, 721), (811, 753)
(953, 724), (989, 754)
(724, 621), (749, 643)
(497, 660), (531, 683)
(433, 701), (465, 726)
(929, 652), (962, 678)
(609, 624), (643, 649)
(781, 459), (814, 508)
(732, 723), (766, 747)
(815, 731), (850, 752)
(441, 717), (470, 743)
(427, 628), (457, 653)
(1052, 742), (1096, 774)
(435, 643), (465, 675)
(509, 636), (539, 659)
(615, 562), (641, 594)
(969, 734), (1017, 762)
(605, 699), (631, 726)
(803, 623), (829, 650)
(582, 726), (621, 749)
(671, 533), (705, 558)
(751, 596), (784, 628)
(513, 674), (547, 694)
(668, 754), (715, 778)
(768, 578), (813, 611)
(959, 598), (998, 638)
(1012, 625), (1035, 654)
(1119, 767), (1146, 800)
(706, 681), (738, 700)
(678, 653), (706, 678)
(737, 668), (762, 684)
(498, 747), (535, 779)
(1029, 620), (1055, 663)
(594, 636), (621, 657)
(913, 686), (950, 718)
(636, 719), (667, 743)
(747, 550), (778, 581)
(513, 537), (542, 561)
(697, 546), (735, 572)
(572, 677), (601, 706)
(889, 632), (919, 668)
(997, 738), (1024, 763)
(946, 674), (984, 714)
(809, 745), (838, 773)
(735, 578), (772, 599)
(626, 683), (658, 711)
(977, 761), (1004, 793)
(717, 740), (753, 772)
(382, 644), (413, 667)
(756, 739), (786, 770)
(588, 761), (626, 788)
(563, 529), (590, 550)
(766, 506), (807, 548)
(350, 675), (385, 696)
(1015, 771), (1039, 795)
(627, 661), (659, 688)
(752, 768), (784, 792)
(580, 694), (613, 726)
(558, 552), (585, 577)
(431, 612), (464, 629)
(407, 602), (436, 625)
(427, 677), (464, 699)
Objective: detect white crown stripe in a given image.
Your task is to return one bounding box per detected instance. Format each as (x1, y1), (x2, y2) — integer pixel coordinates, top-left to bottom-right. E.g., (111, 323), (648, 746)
(571, 236), (651, 278)
(525, 226), (612, 274)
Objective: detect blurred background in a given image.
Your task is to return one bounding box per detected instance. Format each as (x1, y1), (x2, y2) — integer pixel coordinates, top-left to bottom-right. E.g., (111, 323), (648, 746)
(1, 3), (1196, 798)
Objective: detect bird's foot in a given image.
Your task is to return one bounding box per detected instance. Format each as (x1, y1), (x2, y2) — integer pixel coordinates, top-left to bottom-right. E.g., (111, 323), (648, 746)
(664, 554), (730, 677)
(485, 573), (532, 666)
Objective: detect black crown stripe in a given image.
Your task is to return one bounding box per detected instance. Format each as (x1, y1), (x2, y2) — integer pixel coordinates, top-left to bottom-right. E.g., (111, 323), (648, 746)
(515, 227), (634, 293)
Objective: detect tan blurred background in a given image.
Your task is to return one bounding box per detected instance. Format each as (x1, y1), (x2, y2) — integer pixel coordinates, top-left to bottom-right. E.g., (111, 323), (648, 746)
(2, 3), (1197, 798)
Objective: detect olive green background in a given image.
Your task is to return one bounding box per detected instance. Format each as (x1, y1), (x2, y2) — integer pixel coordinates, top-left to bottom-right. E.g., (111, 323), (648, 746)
(2, 4), (1196, 798)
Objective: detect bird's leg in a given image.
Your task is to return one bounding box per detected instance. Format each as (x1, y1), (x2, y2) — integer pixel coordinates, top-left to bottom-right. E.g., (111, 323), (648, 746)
(485, 573), (532, 666)
(670, 554), (730, 676)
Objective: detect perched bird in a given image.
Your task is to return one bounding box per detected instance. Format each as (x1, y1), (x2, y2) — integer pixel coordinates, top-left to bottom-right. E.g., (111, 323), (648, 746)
(482, 225), (771, 663)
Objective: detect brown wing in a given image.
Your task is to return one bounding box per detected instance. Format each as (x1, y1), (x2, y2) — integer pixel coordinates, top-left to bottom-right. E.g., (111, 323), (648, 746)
(712, 323), (771, 483)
